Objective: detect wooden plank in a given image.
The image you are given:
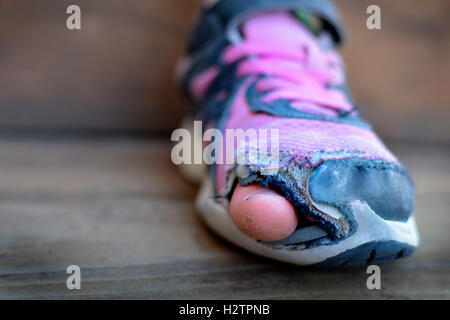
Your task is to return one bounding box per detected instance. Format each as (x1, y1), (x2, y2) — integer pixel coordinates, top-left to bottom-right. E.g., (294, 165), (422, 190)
(2, 258), (449, 299)
(0, 197), (448, 299)
(336, 0), (450, 142)
(0, 137), (448, 299)
(0, 137), (196, 197)
(0, 0), (201, 132)
(0, 0), (449, 142)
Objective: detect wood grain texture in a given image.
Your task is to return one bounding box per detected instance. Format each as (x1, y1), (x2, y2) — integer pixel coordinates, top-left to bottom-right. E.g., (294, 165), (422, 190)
(337, 0), (450, 142)
(0, 137), (448, 299)
(0, 0), (201, 132)
(0, 0), (449, 140)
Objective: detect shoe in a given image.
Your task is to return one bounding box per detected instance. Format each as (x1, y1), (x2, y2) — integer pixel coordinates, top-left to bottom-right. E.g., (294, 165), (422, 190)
(176, 2), (419, 266)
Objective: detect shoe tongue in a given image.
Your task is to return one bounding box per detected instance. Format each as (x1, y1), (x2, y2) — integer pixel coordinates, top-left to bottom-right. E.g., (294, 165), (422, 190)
(241, 11), (318, 47)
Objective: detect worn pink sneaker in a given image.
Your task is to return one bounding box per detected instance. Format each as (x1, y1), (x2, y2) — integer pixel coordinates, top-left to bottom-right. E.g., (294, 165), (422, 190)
(177, 3), (418, 266)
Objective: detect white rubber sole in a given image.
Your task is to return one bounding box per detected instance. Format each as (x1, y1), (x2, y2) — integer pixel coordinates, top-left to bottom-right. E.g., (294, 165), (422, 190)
(194, 174), (419, 265)
(176, 118), (419, 265)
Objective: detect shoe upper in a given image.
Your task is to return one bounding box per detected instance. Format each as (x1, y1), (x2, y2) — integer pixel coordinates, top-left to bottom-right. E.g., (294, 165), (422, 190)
(180, 6), (414, 241)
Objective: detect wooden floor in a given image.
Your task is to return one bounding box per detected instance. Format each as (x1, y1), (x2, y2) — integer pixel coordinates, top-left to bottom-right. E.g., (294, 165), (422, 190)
(0, 0), (448, 300)
(1, 0), (449, 141)
(0, 136), (448, 299)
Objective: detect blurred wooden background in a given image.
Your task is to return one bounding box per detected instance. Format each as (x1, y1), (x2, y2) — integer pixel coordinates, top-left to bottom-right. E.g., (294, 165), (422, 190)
(0, 0), (449, 300)
(0, 0), (449, 141)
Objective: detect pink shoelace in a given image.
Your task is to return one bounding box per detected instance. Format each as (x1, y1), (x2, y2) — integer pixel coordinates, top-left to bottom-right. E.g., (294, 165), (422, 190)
(222, 41), (353, 116)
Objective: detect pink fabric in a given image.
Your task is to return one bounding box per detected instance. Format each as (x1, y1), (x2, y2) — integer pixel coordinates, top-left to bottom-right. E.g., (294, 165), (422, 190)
(222, 12), (350, 116)
(190, 66), (219, 100)
(213, 12), (397, 195)
(215, 79), (396, 195)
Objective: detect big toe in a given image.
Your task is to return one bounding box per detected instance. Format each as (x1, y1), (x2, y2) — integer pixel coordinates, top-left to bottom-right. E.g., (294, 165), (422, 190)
(229, 184), (298, 241)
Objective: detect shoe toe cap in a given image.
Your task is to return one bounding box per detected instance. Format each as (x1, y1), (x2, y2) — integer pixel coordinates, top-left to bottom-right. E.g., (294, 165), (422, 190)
(309, 158), (414, 222)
